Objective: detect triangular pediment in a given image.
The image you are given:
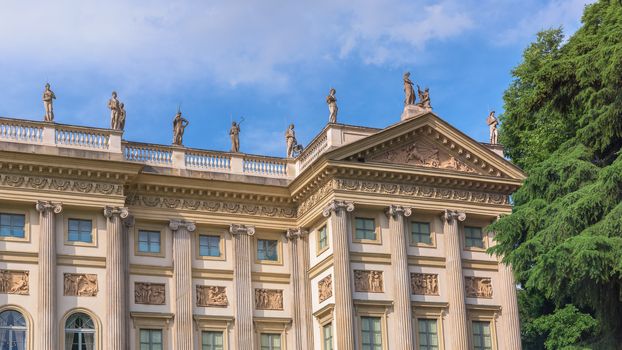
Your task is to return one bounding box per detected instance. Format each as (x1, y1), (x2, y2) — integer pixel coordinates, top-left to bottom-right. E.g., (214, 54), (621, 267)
(328, 113), (526, 180)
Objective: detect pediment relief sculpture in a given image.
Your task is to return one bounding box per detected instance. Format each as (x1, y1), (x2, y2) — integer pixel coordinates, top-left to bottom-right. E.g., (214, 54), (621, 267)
(255, 288), (283, 310)
(135, 282), (166, 305)
(354, 270), (384, 293)
(64, 273), (98, 297)
(465, 276), (493, 299)
(411, 273), (439, 296)
(197, 285), (229, 307)
(0, 270), (29, 295)
(368, 138), (478, 174)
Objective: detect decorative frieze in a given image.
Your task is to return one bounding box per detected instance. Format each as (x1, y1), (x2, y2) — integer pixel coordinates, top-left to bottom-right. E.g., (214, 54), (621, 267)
(465, 277), (493, 298)
(353, 270), (384, 293)
(318, 275), (333, 303)
(63, 273), (98, 297)
(410, 273), (439, 296)
(134, 282), (166, 305)
(0, 270), (29, 295)
(255, 288), (283, 310)
(296, 179), (335, 216)
(196, 286), (229, 307)
(1, 174), (123, 195)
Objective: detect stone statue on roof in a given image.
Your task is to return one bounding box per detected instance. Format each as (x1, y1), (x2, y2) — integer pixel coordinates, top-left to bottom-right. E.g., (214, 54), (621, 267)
(403, 72), (415, 105)
(416, 85), (431, 110)
(487, 111), (499, 144)
(108, 91), (123, 130)
(42, 83), (56, 122)
(172, 111), (189, 146)
(326, 88), (338, 123)
(230, 121), (241, 153)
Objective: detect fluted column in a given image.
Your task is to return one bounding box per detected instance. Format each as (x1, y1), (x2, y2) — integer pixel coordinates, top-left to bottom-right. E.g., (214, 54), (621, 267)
(104, 206), (130, 350)
(287, 227), (313, 350)
(36, 201), (62, 350)
(499, 261), (522, 349)
(231, 224), (256, 350)
(386, 205), (414, 350)
(170, 219), (196, 350)
(322, 200), (355, 350)
(442, 209), (469, 350)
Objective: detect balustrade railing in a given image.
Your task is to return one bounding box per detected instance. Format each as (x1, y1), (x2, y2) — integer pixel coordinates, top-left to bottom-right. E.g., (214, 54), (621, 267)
(298, 133), (328, 170)
(123, 143), (173, 165)
(243, 155), (288, 176)
(0, 118), (44, 143)
(185, 150), (231, 171)
(55, 126), (110, 149)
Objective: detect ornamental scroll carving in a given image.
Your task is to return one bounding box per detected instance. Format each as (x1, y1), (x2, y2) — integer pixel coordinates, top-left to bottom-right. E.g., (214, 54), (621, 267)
(0, 270), (29, 295)
(255, 288), (283, 310)
(196, 286), (229, 307)
(134, 282), (166, 305)
(465, 277), (493, 298)
(63, 273), (98, 297)
(410, 273), (439, 296)
(318, 275), (332, 303)
(354, 270), (384, 293)
(0, 174), (123, 196)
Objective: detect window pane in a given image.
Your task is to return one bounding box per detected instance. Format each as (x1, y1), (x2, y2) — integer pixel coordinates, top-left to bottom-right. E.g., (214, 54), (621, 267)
(68, 219), (92, 243)
(465, 226), (484, 248)
(257, 239), (278, 261)
(355, 218), (376, 240)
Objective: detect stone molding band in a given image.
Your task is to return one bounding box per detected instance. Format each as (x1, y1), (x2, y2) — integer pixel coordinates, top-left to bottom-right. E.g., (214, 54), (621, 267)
(229, 223), (255, 236)
(322, 200), (354, 217)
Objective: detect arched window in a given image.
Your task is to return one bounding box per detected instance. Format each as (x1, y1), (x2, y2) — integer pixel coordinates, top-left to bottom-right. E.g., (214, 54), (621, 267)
(0, 309), (27, 350)
(64, 313), (96, 350)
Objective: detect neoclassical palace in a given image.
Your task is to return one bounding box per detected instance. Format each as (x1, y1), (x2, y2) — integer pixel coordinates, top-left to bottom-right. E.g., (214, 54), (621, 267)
(0, 106), (524, 349)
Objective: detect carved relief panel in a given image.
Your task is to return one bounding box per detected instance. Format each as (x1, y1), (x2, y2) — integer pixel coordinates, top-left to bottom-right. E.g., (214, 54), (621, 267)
(63, 273), (98, 297)
(318, 275), (333, 303)
(197, 286), (229, 307)
(134, 282), (166, 305)
(354, 270), (384, 293)
(410, 273), (439, 296)
(0, 270), (29, 295)
(255, 288), (283, 310)
(465, 277), (493, 298)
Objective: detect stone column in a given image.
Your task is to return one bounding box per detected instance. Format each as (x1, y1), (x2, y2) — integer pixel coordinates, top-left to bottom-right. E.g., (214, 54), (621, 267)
(499, 261), (522, 350)
(35, 200), (62, 350)
(386, 205), (414, 350)
(230, 224), (256, 350)
(103, 206), (129, 350)
(322, 200), (355, 350)
(287, 227), (313, 350)
(442, 209), (469, 350)
(170, 219), (196, 350)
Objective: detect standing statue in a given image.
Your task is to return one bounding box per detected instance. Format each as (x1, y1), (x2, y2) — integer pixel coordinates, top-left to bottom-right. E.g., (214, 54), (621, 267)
(108, 91), (122, 130)
(326, 88), (338, 123)
(230, 121), (241, 153)
(487, 111), (499, 144)
(416, 85), (431, 110)
(403, 72), (415, 105)
(285, 124), (297, 158)
(118, 103), (126, 131)
(42, 83), (56, 122)
(172, 111), (189, 146)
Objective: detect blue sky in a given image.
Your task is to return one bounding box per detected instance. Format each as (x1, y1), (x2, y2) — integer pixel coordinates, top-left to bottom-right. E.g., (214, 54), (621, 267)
(0, 0), (593, 157)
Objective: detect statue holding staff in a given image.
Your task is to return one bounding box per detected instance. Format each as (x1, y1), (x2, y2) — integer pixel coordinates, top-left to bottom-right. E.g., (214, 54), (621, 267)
(403, 72), (415, 105)
(416, 85), (431, 110)
(326, 88), (338, 123)
(487, 111), (499, 144)
(172, 111), (189, 145)
(42, 83), (56, 122)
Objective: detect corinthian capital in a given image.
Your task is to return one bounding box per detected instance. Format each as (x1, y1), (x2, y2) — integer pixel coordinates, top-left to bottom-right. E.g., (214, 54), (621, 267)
(286, 227), (308, 240)
(229, 224), (255, 236)
(442, 209), (466, 223)
(35, 200), (63, 214)
(103, 206), (129, 219)
(169, 219), (196, 232)
(385, 205), (412, 218)
(322, 200), (355, 217)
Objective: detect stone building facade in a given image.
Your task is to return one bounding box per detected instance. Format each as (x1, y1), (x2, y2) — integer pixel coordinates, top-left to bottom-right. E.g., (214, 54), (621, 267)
(0, 111), (523, 349)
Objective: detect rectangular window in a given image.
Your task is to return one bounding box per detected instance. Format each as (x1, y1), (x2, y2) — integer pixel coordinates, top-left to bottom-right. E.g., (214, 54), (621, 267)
(199, 235), (221, 257)
(139, 329), (163, 350)
(0, 213), (25, 238)
(465, 226), (484, 248)
(412, 222), (432, 245)
(417, 319), (439, 350)
(67, 219), (92, 243)
(202, 330), (224, 350)
(355, 218), (376, 241)
(260, 333), (281, 350)
(257, 239), (279, 261)
(138, 230), (161, 254)
(318, 226), (328, 251)
(322, 323), (333, 350)
(361, 316), (382, 350)
(472, 321), (492, 350)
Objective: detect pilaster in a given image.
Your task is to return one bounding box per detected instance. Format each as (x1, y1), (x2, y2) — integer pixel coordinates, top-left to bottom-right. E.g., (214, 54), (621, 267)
(386, 205), (414, 350)
(286, 227), (313, 350)
(442, 209), (469, 350)
(35, 200), (62, 350)
(230, 223), (256, 350)
(170, 219), (197, 350)
(499, 261), (522, 349)
(322, 200), (355, 350)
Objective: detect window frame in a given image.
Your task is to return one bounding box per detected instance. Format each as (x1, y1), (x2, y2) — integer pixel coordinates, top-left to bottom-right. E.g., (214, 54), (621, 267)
(413, 303), (446, 350)
(139, 328), (163, 350)
(130, 312), (173, 350)
(254, 235), (283, 265)
(314, 304), (334, 350)
(196, 232), (225, 261)
(467, 306), (499, 350)
(137, 230), (162, 255)
(463, 226), (487, 251)
(316, 225), (329, 256)
(0, 305), (32, 350)
(60, 308), (101, 350)
(355, 301), (390, 350)
(410, 220), (435, 247)
(254, 317), (289, 350)
(351, 212), (382, 245)
(259, 333), (282, 350)
(134, 224), (166, 258)
(63, 212), (98, 247)
(194, 315), (233, 350)
(0, 211), (28, 242)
